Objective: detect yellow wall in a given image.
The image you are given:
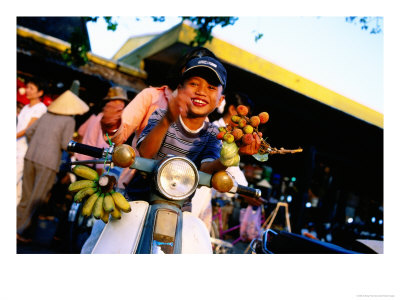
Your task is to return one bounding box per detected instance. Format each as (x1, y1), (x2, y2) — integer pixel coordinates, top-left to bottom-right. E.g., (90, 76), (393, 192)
(113, 34), (157, 60)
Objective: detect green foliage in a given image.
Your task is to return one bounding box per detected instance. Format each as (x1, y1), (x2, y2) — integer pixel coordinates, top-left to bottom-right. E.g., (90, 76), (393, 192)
(62, 27), (90, 66)
(154, 16), (263, 45)
(103, 17), (118, 31)
(252, 31), (264, 42)
(63, 16), (241, 66)
(151, 16), (165, 22)
(84, 17), (118, 31)
(181, 17), (238, 47)
(345, 17), (383, 34)
(62, 17), (118, 67)
(153, 16), (239, 46)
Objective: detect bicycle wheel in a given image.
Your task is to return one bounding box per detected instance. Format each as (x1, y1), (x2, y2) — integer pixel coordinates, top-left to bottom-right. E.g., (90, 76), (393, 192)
(210, 220), (220, 239)
(210, 237), (234, 254)
(210, 220), (234, 253)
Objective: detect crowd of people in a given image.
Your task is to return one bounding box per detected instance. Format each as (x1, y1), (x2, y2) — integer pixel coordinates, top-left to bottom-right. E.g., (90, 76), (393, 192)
(16, 47), (260, 250)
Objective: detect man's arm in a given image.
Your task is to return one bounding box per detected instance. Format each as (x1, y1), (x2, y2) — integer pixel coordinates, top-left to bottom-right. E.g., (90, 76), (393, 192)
(201, 132), (261, 174)
(199, 159), (227, 174)
(62, 118), (76, 151)
(138, 88), (191, 158)
(137, 116), (171, 158)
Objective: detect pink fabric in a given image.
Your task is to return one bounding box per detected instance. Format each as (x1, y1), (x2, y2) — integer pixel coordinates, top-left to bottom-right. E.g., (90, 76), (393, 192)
(75, 113), (109, 165)
(111, 86), (171, 146)
(111, 86), (171, 188)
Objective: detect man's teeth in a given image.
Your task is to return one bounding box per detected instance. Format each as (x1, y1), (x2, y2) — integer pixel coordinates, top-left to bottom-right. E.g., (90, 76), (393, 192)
(193, 99), (206, 104)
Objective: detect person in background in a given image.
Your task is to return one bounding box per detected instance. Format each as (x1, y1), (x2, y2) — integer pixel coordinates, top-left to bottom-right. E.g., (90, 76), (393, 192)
(191, 91), (254, 231)
(212, 91), (255, 127)
(75, 86), (129, 175)
(17, 101), (25, 117)
(110, 47), (217, 190)
(17, 89), (89, 243)
(16, 78), (47, 205)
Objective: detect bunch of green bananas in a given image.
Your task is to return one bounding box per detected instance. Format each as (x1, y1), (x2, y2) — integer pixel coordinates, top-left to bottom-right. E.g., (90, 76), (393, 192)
(68, 165), (132, 224)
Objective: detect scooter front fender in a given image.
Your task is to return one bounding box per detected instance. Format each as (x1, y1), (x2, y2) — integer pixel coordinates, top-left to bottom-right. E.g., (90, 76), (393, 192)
(181, 211), (213, 254)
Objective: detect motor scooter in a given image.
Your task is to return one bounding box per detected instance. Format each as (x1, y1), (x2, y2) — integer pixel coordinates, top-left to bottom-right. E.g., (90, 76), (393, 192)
(67, 140), (261, 254)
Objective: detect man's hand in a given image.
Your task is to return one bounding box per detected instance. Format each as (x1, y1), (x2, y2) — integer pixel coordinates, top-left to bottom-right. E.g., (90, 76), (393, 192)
(165, 88), (192, 123)
(200, 159), (227, 174)
(238, 132), (261, 155)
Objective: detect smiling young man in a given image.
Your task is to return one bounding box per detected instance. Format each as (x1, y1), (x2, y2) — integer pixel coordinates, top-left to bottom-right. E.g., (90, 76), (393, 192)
(137, 56), (228, 174)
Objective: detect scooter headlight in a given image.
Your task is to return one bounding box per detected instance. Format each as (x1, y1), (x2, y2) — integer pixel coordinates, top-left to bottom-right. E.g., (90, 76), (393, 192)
(156, 156), (199, 201)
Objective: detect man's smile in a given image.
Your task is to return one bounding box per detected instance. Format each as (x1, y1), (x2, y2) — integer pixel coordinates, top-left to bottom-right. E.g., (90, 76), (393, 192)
(191, 98), (208, 107)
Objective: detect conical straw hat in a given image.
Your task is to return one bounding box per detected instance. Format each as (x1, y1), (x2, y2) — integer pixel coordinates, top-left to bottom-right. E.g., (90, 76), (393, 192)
(257, 178), (272, 189)
(47, 90), (89, 115)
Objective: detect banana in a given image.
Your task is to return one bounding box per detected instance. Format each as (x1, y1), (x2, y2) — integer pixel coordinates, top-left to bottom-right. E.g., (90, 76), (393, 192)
(68, 180), (97, 192)
(74, 187), (98, 203)
(103, 193), (115, 213)
(110, 205), (121, 220)
(82, 191), (101, 217)
(92, 193), (105, 219)
(72, 165), (99, 181)
(100, 209), (109, 224)
(111, 191), (131, 213)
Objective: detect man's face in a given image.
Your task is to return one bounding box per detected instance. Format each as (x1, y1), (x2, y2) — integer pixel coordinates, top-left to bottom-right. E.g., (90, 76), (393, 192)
(180, 76), (224, 118)
(25, 82), (43, 100)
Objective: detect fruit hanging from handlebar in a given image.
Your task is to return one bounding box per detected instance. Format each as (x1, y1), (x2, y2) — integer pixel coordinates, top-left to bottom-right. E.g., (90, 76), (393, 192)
(72, 165), (99, 181)
(68, 165), (131, 223)
(98, 174), (116, 194)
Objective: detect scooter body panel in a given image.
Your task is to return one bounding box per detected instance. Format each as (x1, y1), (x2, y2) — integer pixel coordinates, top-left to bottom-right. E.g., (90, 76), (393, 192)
(87, 201), (213, 254)
(135, 202), (183, 254)
(182, 211), (213, 254)
(91, 201), (149, 254)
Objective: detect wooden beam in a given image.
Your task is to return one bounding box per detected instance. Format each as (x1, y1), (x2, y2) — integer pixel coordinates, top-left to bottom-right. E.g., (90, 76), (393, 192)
(17, 25), (147, 79)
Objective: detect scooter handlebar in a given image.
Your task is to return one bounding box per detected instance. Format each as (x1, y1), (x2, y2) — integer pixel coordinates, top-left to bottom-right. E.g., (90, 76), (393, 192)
(67, 140), (105, 158)
(67, 141), (262, 200)
(236, 184), (262, 199)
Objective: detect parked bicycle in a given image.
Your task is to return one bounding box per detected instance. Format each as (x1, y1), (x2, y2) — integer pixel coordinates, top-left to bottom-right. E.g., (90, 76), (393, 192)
(210, 194), (267, 254)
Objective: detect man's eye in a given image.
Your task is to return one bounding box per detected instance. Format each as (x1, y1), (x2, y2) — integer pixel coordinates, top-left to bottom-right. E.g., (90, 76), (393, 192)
(208, 85), (217, 90)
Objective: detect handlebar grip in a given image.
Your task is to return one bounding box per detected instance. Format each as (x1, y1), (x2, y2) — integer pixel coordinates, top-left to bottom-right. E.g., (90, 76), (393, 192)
(67, 140), (104, 158)
(236, 185), (262, 199)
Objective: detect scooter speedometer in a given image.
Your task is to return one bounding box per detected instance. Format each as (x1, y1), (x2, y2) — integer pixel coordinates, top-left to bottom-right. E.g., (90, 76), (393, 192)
(156, 156), (199, 201)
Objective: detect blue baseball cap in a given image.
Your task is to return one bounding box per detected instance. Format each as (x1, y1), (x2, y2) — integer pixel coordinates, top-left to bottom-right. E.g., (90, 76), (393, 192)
(183, 56), (227, 89)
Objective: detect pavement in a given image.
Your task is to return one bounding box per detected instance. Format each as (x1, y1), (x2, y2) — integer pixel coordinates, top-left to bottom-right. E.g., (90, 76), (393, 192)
(230, 239), (252, 254)
(16, 216), (88, 254)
